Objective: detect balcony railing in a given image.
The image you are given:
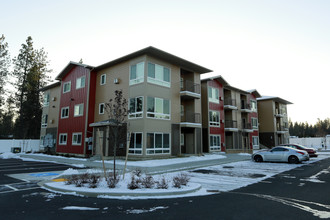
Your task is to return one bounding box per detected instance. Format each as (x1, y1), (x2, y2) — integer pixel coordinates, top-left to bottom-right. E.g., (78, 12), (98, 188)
(181, 112), (201, 123)
(225, 120), (238, 128)
(242, 122), (252, 130)
(241, 103), (251, 110)
(180, 80), (200, 94)
(224, 98), (237, 108)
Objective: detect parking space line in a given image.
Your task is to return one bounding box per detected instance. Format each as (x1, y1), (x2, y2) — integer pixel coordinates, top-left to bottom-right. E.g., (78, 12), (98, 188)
(5, 184), (18, 191)
(0, 165), (73, 172)
(0, 186), (41, 194)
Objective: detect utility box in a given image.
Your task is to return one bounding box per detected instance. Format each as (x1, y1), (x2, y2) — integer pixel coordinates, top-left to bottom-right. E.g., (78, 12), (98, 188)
(11, 147), (21, 153)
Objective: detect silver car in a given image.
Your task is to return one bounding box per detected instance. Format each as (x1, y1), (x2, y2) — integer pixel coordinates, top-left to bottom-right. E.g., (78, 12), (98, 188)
(252, 146), (309, 164)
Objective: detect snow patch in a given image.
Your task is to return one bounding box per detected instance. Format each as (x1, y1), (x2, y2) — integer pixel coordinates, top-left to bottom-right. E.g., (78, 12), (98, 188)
(0, 152), (20, 159)
(126, 206), (168, 214)
(61, 206), (99, 211)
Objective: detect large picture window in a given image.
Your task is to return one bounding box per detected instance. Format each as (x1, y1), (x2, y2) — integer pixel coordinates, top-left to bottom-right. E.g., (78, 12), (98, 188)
(209, 110), (220, 126)
(59, 133), (67, 145)
(72, 133), (82, 145)
(130, 62), (144, 85)
(147, 63), (170, 87)
(74, 104), (84, 117)
(147, 133), (170, 154)
(63, 81), (71, 93)
(129, 133), (142, 155)
(210, 135), (221, 151)
(147, 97), (170, 120)
(129, 97), (143, 118)
(208, 87), (219, 103)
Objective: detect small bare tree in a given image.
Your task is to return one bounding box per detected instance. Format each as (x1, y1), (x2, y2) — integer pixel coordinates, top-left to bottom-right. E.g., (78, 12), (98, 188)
(105, 90), (128, 181)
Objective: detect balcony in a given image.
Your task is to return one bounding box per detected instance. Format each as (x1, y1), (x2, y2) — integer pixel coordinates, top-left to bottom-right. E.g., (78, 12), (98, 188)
(225, 120), (239, 131)
(180, 80), (201, 100)
(181, 112), (201, 128)
(224, 98), (238, 110)
(275, 109), (285, 118)
(276, 125), (289, 134)
(242, 122), (253, 132)
(241, 103), (253, 113)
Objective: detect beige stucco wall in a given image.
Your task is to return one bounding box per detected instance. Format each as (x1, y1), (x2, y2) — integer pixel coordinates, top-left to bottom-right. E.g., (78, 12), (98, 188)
(258, 100), (275, 132)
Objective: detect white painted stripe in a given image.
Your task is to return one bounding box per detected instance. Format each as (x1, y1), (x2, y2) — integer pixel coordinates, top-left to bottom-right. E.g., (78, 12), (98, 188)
(0, 187), (40, 194)
(5, 185), (18, 191)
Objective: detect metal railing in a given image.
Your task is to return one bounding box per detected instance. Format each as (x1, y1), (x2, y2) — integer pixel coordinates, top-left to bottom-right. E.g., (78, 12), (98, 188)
(180, 80), (200, 94)
(225, 120), (238, 128)
(224, 98), (236, 106)
(181, 112), (201, 123)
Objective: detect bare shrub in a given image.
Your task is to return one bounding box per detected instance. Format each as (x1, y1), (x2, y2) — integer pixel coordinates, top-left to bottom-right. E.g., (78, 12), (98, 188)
(127, 175), (141, 190)
(156, 176), (169, 189)
(132, 168), (143, 177)
(141, 175), (155, 189)
(88, 174), (100, 188)
(173, 173), (190, 188)
(79, 173), (90, 184)
(107, 172), (119, 188)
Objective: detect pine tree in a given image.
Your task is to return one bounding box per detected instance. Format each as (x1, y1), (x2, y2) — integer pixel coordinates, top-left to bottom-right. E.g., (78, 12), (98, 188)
(11, 36), (51, 139)
(0, 34), (10, 113)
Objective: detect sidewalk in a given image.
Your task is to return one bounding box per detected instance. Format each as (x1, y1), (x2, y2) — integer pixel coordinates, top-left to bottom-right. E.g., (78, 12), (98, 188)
(19, 153), (251, 174)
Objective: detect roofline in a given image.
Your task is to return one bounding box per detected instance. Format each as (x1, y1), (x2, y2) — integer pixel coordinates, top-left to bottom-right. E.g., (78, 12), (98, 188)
(95, 46), (212, 74)
(38, 81), (61, 92)
(224, 85), (250, 95)
(247, 89), (262, 98)
(257, 96), (293, 104)
(201, 74), (230, 86)
(55, 61), (94, 80)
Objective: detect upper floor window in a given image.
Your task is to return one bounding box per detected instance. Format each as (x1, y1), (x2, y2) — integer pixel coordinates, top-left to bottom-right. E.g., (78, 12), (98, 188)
(208, 87), (219, 103)
(100, 74), (106, 85)
(252, 117), (258, 129)
(76, 76), (86, 89)
(63, 81), (71, 93)
(99, 103), (105, 114)
(74, 103), (84, 117)
(251, 100), (257, 111)
(43, 93), (50, 107)
(147, 97), (170, 120)
(41, 114), (48, 128)
(130, 62), (144, 85)
(129, 97), (143, 119)
(209, 110), (220, 127)
(147, 63), (170, 87)
(61, 107), (69, 118)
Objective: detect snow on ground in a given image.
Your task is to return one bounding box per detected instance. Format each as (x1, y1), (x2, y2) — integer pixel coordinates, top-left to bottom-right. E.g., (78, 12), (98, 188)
(61, 206), (99, 211)
(0, 152), (20, 159)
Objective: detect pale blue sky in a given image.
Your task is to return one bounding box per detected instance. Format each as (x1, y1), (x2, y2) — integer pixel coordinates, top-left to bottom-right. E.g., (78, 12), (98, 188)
(1, 0), (330, 124)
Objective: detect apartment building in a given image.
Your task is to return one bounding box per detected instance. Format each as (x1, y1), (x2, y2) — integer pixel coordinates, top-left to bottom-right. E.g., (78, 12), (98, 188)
(201, 75), (260, 153)
(257, 96), (292, 147)
(39, 82), (61, 153)
(39, 47), (211, 159)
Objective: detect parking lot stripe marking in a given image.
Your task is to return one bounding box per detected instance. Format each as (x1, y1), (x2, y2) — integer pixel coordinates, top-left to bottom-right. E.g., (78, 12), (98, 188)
(5, 185), (18, 191)
(0, 186), (41, 194)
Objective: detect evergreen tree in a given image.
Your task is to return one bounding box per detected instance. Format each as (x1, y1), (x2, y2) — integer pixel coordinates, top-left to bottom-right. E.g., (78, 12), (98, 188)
(11, 36), (51, 139)
(0, 96), (14, 138)
(0, 34), (10, 112)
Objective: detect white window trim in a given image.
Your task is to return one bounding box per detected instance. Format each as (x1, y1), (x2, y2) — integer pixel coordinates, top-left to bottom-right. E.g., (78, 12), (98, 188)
(129, 96), (143, 119)
(59, 133), (67, 145)
(128, 132), (143, 155)
(61, 106), (69, 119)
(41, 114), (48, 128)
(74, 103), (84, 117)
(210, 135), (221, 151)
(72, 132), (82, 146)
(100, 74), (106, 85)
(129, 62), (144, 86)
(63, 81), (71, 93)
(252, 136), (259, 148)
(43, 93), (50, 107)
(208, 86), (219, 104)
(99, 103), (105, 115)
(146, 132), (171, 155)
(251, 100), (257, 112)
(76, 76), (86, 89)
(146, 97), (171, 120)
(252, 117), (258, 129)
(209, 110), (220, 127)
(147, 62), (171, 88)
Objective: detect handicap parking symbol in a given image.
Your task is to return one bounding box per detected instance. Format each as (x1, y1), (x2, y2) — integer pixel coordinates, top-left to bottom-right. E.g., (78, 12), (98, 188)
(30, 173), (59, 177)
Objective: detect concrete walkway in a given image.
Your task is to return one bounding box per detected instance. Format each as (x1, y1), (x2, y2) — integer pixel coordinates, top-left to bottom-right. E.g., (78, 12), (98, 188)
(19, 153), (251, 174)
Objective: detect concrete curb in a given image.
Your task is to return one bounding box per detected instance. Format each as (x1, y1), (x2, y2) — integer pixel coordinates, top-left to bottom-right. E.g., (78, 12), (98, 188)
(39, 179), (202, 198)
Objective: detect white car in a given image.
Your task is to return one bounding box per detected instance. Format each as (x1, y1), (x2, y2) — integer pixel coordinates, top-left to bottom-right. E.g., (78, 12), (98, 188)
(252, 146), (309, 164)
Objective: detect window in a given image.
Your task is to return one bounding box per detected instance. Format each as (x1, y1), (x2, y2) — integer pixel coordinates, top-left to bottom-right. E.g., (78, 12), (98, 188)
(72, 133), (82, 145)
(100, 74), (106, 85)
(251, 100), (257, 111)
(147, 62), (170, 87)
(63, 81), (71, 93)
(61, 107), (69, 118)
(76, 76), (86, 89)
(99, 103), (105, 114)
(208, 87), (219, 103)
(209, 111), (220, 126)
(129, 97), (143, 118)
(59, 133), (67, 145)
(130, 62), (144, 85)
(129, 132), (142, 155)
(252, 117), (258, 129)
(41, 114), (48, 128)
(74, 104), (84, 117)
(210, 135), (221, 151)
(43, 93), (50, 106)
(147, 133), (170, 154)
(147, 97), (170, 120)
(252, 136), (259, 148)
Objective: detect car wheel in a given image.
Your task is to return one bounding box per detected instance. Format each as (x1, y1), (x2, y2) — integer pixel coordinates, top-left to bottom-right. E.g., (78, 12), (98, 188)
(288, 155), (299, 164)
(254, 155), (263, 162)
